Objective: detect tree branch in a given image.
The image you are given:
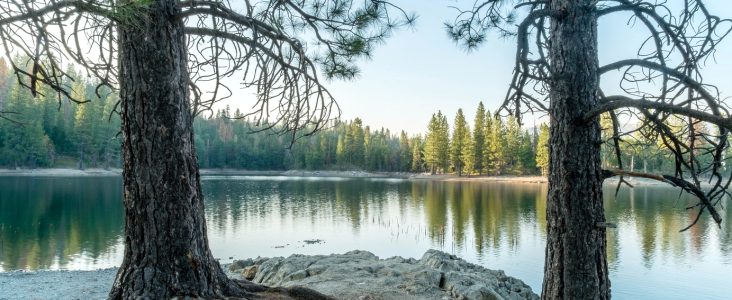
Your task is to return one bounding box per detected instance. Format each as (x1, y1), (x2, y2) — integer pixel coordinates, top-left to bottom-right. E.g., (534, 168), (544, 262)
(583, 96), (732, 129)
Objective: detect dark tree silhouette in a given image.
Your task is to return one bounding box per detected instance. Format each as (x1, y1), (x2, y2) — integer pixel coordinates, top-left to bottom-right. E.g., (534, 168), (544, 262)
(448, 0), (731, 298)
(0, 0), (412, 298)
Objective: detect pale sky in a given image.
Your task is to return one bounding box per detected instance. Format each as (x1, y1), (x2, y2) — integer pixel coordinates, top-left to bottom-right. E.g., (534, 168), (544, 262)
(227, 1), (732, 135)
(257, 1), (731, 135)
(12, 1), (731, 136)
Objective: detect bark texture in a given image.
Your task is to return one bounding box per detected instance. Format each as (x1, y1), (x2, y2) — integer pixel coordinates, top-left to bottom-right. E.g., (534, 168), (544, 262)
(108, 1), (332, 299)
(541, 0), (610, 299)
(108, 1), (238, 298)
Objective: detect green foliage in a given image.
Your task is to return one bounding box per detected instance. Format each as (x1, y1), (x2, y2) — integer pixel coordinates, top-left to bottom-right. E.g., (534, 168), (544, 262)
(410, 136), (423, 172)
(424, 111), (450, 174)
(488, 113), (507, 174)
(535, 124), (550, 176)
(450, 109), (470, 176)
(0, 59), (121, 169)
(419, 105), (543, 176)
(598, 113), (688, 174)
(0, 79), (54, 167)
(472, 102), (486, 174)
(191, 116), (417, 172)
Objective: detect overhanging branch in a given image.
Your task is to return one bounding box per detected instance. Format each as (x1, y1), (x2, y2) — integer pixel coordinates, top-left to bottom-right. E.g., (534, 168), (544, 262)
(583, 96), (732, 129)
(602, 168), (722, 231)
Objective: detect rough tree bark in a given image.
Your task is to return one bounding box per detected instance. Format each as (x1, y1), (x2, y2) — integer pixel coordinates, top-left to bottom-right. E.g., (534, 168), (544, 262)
(108, 1), (240, 298)
(542, 0), (610, 299)
(0, 0), (408, 297)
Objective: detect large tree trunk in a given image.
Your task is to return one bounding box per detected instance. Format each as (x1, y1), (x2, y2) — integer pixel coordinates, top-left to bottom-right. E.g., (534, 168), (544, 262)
(108, 1), (329, 299)
(541, 0), (610, 299)
(108, 1), (238, 298)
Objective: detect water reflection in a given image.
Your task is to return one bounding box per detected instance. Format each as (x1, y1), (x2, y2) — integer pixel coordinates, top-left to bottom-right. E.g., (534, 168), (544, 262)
(0, 177), (124, 271)
(0, 176), (730, 299)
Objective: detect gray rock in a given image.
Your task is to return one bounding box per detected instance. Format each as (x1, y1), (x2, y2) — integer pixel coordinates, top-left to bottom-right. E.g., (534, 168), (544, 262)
(228, 258), (254, 272)
(242, 265), (258, 280)
(0, 250), (538, 300)
(251, 249), (538, 300)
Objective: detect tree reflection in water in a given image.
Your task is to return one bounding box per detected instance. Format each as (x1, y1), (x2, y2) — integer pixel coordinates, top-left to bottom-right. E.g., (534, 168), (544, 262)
(1, 176), (729, 299)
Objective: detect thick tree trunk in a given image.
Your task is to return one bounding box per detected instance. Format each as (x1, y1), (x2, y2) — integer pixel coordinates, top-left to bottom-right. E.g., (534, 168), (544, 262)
(108, 1), (238, 298)
(541, 0), (610, 299)
(108, 1), (331, 299)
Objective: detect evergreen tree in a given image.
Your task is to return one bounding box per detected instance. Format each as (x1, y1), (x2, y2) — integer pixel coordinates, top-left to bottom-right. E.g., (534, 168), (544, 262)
(410, 136), (423, 172)
(472, 102), (486, 175)
(345, 118), (365, 167)
(482, 110), (495, 174)
(461, 130), (475, 176)
(436, 111), (451, 174)
(72, 81), (96, 169)
(517, 130), (536, 174)
(488, 114), (506, 174)
(336, 132), (346, 167)
(450, 109), (469, 176)
(0, 80), (52, 167)
(0, 57), (8, 109)
(399, 130), (411, 171)
(504, 115), (522, 172)
(535, 123), (550, 176)
(424, 113), (440, 174)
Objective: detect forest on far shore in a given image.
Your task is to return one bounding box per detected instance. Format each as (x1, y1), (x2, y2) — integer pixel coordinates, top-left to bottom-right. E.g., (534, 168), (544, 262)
(0, 57), (707, 176)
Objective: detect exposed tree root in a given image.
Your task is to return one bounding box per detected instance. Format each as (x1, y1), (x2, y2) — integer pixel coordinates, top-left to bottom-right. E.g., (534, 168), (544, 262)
(225, 279), (335, 300)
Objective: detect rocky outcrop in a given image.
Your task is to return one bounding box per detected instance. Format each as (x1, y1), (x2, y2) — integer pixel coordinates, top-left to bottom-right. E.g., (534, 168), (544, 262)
(228, 250), (538, 300)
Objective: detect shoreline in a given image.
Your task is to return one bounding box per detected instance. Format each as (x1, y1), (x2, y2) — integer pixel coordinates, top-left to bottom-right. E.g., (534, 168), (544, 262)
(0, 167), (695, 186)
(0, 250), (538, 300)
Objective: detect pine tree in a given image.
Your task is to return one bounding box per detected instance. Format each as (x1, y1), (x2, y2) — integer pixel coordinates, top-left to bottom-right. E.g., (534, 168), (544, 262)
(535, 123), (550, 176)
(450, 109), (469, 176)
(0, 57), (8, 109)
(461, 130), (475, 176)
(488, 113), (506, 174)
(399, 130), (411, 172)
(436, 111), (451, 174)
(424, 113), (440, 174)
(472, 102), (486, 175)
(72, 81), (93, 169)
(410, 136), (423, 172)
(482, 110), (495, 174)
(517, 130), (536, 174)
(336, 133), (346, 167)
(0, 79), (52, 167)
(346, 118), (365, 167)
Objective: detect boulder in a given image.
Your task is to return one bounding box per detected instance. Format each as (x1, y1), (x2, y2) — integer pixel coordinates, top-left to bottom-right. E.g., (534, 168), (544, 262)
(228, 258), (254, 272)
(250, 250), (539, 300)
(242, 265), (258, 281)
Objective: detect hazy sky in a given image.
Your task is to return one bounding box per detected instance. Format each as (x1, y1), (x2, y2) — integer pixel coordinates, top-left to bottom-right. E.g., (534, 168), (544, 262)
(217, 1), (732, 134)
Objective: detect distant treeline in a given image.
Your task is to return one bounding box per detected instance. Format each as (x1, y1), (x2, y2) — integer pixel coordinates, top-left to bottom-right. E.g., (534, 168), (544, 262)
(0, 56), (718, 175)
(0, 56), (550, 174)
(193, 105), (547, 175)
(0, 58), (120, 169)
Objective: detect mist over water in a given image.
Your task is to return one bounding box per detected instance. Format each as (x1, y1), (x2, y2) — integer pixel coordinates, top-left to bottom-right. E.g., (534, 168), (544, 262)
(0, 176), (729, 299)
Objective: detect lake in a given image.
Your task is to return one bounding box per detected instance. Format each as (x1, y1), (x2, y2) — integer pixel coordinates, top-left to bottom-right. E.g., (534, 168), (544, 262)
(0, 175), (730, 299)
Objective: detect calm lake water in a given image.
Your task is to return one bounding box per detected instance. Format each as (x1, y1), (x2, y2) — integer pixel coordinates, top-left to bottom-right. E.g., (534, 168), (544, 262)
(0, 176), (730, 299)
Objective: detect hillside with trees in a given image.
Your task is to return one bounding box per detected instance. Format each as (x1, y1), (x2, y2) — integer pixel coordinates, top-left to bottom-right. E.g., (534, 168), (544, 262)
(0, 63), (543, 175)
(0, 58), (696, 176)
